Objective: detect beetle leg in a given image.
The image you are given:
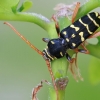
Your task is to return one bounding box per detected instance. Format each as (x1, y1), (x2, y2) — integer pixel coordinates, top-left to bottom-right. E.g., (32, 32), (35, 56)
(77, 49), (89, 54)
(4, 22), (58, 100)
(74, 42), (89, 54)
(32, 80), (51, 100)
(74, 52), (78, 67)
(71, 2), (80, 23)
(66, 52), (78, 72)
(52, 15), (60, 37)
(66, 53), (78, 81)
(74, 48), (89, 54)
(74, 52), (83, 81)
(81, 43), (89, 53)
(66, 53), (74, 65)
(88, 31), (100, 38)
(66, 53), (83, 81)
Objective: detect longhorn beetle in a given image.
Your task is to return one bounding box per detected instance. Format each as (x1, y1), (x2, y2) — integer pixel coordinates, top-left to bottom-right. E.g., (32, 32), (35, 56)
(4, 2), (81, 100)
(4, 11), (100, 100)
(4, 3), (100, 100)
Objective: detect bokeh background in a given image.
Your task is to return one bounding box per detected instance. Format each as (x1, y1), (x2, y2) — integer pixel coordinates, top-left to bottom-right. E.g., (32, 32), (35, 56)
(0, 0), (100, 100)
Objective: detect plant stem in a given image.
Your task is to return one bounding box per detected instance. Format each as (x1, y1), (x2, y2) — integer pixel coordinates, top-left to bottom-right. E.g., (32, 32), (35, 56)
(0, 12), (50, 31)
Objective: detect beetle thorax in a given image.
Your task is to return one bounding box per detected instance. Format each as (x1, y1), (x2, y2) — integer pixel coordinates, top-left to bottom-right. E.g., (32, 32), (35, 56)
(43, 38), (69, 61)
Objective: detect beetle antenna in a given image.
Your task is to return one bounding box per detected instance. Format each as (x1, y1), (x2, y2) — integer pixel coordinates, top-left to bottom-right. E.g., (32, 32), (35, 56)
(4, 22), (43, 56)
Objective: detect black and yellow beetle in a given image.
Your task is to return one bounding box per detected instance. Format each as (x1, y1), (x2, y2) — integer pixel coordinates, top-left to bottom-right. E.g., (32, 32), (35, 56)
(43, 12), (100, 62)
(4, 12), (100, 100)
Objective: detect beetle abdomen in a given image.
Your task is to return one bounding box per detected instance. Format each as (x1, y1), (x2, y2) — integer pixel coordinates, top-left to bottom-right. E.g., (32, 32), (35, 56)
(60, 12), (100, 49)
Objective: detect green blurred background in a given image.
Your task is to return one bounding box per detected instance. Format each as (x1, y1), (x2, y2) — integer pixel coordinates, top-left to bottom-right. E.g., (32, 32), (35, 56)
(0, 0), (100, 100)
